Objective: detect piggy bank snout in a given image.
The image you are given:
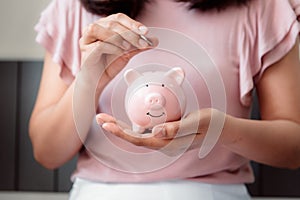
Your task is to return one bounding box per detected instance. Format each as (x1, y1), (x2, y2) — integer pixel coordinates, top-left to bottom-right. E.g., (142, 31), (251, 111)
(144, 93), (166, 109)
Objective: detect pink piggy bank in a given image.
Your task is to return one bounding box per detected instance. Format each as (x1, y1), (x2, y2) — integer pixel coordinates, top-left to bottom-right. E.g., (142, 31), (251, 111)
(124, 67), (186, 134)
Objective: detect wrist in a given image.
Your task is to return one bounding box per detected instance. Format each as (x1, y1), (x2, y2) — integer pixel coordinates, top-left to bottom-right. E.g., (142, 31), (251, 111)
(219, 114), (240, 147)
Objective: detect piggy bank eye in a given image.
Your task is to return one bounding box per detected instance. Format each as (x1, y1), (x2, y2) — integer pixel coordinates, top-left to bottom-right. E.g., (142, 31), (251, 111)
(162, 84), (165, 87)
(146, 84), (149, 87)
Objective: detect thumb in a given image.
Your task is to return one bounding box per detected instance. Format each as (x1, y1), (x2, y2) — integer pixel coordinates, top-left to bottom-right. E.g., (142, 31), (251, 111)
(124, 36), (159, 58)
(152, 111), (201, 139)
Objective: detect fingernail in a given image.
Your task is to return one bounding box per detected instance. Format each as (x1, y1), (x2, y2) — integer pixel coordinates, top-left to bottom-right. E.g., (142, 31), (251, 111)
(138, 26), (148, 34)
(122, 40), (131, 50)
(96, 116), (103, 125)
(138, 38), (148, 48)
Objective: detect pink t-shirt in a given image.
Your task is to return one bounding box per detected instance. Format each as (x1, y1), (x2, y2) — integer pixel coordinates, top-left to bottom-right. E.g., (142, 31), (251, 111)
(35, 0), (300, 184)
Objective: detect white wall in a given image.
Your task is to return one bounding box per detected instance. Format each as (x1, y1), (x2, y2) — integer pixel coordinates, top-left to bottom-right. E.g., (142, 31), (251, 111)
(0, 0), (51, 60)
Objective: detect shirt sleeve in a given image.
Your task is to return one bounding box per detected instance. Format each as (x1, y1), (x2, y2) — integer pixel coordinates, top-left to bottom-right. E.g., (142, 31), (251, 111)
(34, 0), (83, 84)
(239, 0), (300, 106)
(290, 0), (300, 20)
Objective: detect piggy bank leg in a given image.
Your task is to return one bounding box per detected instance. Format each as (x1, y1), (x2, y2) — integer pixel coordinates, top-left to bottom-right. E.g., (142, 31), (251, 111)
(132, 124), (145, 134)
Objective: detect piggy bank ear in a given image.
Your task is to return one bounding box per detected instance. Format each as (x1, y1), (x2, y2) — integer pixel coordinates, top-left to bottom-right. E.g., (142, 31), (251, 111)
(165, 67), (185, 85)
(124, 69), (142, 85)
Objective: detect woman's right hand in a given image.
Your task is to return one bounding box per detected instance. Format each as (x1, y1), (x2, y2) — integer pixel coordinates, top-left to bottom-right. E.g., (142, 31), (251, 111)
(79, 13), (157, 90)
(72, 13), (158, 149)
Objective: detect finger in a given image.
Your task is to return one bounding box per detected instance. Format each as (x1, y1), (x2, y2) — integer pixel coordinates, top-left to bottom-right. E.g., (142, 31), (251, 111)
(100, 20), (153, 49)
(102, 121), (168, 148)
(80, 23), (130, 50)
(103, 13), (156, 49)
(81, 21), (154, 55)
(103, 37), (159, 77)
(152, 112), (201, 139)
(111, 37), (158, 61)
(102, 122), (144, 144)
(151, 121), (181, 139)
(81, 39), (124, 61)
(96, 113), (133, 131)
(106, 13), (148, 35)
(96, 113), (117, 125)
(82, 41), (125, 67)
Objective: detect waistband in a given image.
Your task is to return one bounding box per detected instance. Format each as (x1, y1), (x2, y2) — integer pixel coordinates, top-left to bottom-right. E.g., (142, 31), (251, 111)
(69, 178), (251, 200)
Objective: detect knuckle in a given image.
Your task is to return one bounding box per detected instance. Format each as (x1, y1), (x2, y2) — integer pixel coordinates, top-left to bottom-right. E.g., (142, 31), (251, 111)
(106, 21), (116, 30)
(79, 37), (85, 48)
(113, 13), (125, 20)
(166, 123), (179, 137)
(86, 23), (98, 36)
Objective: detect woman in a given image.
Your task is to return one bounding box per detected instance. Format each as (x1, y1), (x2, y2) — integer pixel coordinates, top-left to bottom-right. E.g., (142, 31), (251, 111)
(30, 0), (300, 199)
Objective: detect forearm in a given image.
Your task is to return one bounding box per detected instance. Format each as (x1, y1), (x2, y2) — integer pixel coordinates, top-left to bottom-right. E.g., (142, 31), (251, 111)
(29, 82), (80, 169)
(222, 115), (300, 169)
(29, 77), (100, 169)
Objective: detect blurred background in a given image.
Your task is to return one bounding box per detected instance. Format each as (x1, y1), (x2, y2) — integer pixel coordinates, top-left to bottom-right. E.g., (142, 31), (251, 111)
(0, 0), (299, 199)
(0, 0), (77, 194)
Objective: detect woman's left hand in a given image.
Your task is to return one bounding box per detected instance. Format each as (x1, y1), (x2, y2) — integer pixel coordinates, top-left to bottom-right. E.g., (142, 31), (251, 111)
(96, 109), (224, 156)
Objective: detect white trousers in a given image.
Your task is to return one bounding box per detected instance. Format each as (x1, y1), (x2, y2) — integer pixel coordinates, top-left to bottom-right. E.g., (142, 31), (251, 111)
(69, 178), (252, 200)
